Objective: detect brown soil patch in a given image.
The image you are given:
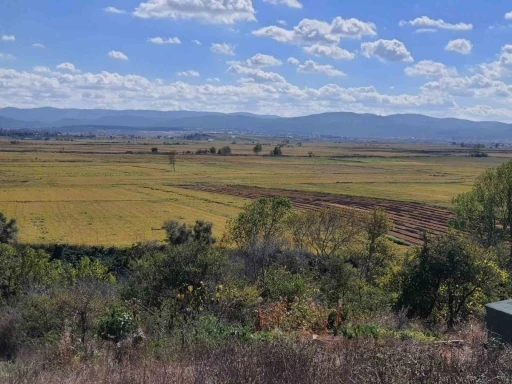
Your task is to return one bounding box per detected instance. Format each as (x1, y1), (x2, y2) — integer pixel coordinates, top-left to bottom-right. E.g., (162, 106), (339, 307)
(177, 184), (455, 245)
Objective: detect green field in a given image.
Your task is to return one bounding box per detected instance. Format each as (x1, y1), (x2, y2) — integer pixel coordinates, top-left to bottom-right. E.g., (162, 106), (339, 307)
(1, 138), (510, 245)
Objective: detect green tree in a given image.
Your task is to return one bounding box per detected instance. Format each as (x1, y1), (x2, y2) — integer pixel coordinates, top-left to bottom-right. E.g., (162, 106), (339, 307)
(0, 213), (18, 244)
(127, 242), (228, 308)
(271, 146), (283, 156)
(253, 143), (262, 155)
(0, 245), (66, 303)
(227, 197), (293, 248)
(360, 208), (394, 279)
(75, 257), (115, 284)
(220, 146), (232, 156)
(289, 207), (364, 259)
(452, 168), (503, 248)
(397, 231), (507, 328)
(169, 150), (177, 172)
(163, 220), (216, 246)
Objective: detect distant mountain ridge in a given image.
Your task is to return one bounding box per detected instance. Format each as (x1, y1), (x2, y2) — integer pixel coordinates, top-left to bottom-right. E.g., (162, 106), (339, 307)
(1, 107), (512, 140)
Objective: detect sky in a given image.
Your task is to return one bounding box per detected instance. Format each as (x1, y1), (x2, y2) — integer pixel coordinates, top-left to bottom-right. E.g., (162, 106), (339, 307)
(1, 0), (512, 121)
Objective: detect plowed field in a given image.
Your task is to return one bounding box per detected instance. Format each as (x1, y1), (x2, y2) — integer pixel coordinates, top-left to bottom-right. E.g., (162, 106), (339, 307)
(178, 184), (455, 245)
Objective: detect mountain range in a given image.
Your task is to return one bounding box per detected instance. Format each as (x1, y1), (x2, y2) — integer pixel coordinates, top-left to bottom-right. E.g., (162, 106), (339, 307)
(1, 107), (512, 140)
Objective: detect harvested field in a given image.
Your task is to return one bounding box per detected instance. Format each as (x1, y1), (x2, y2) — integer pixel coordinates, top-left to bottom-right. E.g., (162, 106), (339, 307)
(178, 184), (455, 245)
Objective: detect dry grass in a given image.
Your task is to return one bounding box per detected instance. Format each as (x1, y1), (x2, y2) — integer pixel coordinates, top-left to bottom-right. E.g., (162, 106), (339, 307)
(3, 336), (512, 384)
(1, 138), (511, 245)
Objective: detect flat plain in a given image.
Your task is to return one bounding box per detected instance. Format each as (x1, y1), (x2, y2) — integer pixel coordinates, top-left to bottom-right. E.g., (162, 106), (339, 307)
(1, 137), (511, 245)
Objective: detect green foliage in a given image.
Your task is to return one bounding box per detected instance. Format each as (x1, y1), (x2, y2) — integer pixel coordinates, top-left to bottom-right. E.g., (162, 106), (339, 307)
(261, 266), (312, 302)
(271, 146), (283, 156)
(220, 146), (232, 156)
(227, 197), (292, 248)
(18, 294), (65, 342)
(452, 169), (504, 248)
(127, 242), (229, 308)
(0, 245), (67, 303)
(0, 213), (18, 244)
(75, 257), (115, 284)
(397, 231), (508, 327)
(163, 220), (216, 246)
(253, 143), (262, 155)
(97, 307), (134, 343)
(289, 207), (364, 258)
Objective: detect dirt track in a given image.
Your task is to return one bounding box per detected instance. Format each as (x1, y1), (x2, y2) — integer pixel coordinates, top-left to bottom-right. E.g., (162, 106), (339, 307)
(178, 184), (455, 245)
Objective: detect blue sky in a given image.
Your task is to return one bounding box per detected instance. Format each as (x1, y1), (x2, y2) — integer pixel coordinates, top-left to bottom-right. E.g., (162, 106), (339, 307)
(1, 0), (512, 120)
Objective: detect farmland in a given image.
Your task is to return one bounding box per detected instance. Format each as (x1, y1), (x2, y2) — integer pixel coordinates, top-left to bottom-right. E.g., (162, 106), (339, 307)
(0, 137), (510, 245)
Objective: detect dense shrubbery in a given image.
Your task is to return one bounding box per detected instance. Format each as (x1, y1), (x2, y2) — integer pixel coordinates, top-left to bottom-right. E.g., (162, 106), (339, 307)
(2, 159), (512, 383)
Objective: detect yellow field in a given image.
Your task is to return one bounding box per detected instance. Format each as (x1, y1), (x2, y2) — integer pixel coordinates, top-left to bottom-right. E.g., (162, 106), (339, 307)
(1, 137), (511, 245)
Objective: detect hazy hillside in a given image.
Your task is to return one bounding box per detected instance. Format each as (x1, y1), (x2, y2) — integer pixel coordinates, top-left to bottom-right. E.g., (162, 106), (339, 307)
(1, 107), (512, 140)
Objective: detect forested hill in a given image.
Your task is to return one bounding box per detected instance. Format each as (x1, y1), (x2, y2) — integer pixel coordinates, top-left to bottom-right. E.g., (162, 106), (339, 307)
(1, 107), (512, 140)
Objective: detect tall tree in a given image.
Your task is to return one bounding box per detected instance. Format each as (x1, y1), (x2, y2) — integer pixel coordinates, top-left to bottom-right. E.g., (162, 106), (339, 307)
(397, 231), (507, 328)
(227, 197), (292, 248)
(452, 160), (512, 263)
(289, 207), (364, 259)
(169, 150), (177, 172)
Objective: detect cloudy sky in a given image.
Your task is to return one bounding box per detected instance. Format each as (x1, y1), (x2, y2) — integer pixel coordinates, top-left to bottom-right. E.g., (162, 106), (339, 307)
(1, 0), (512, 121)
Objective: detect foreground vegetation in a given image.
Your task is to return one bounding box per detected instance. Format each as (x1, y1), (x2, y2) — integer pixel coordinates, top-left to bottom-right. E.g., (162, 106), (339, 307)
(3, 161), (512, 382)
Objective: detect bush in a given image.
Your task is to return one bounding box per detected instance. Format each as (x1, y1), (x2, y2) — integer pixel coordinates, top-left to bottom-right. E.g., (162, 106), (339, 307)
(0, 308), (20, 361)
(97, 307), (134, 343)
(219, 146), (232, 156)
(261, 266), (311, 302)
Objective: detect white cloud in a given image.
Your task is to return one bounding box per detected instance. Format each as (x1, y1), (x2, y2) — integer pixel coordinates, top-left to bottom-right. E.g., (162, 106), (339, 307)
(56, 62), (80, 73)
(0, 53), (15, 60)
(252, 16), (377, 46)
(287, 57), (300, 65)
(0, 66), (457, 117)
(1, 35), (15, 42)
(103, 6), (127, 14)
(108, 50), (129, 60)
(480, 45), (512, 78)
(361, 39), (413, 63)
(414, 28), (437, 34)
(262, 0), (302, 9)
(449, 105), (512, 120)
(33, 66), (51, 73)
(192, 40), (202, 45)
(445, 39), (472, 55)
(133, 0), (256, 24)
(277, 20), (287, 26)
(405, 60), (458, 78)
(399, 16), (472, 31)
(421, 73), (512, 99)
(148, 36), (181, 44)
(32, 43), (45, 48)
(210, 43), (235, 55)
(505, 12), (512, 20)
(177, 70), (200, 77)
(228, 64), (286, 83)
(303, 44), (355, 60)
(294, 59), (346, 77)
(245, 53), (282, 67)
(207, 77), (220, 82)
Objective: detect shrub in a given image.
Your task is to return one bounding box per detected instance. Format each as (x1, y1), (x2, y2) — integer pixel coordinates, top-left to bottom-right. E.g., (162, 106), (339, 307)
(261, 266), (311, 302)
(97, 307), (134, 343)
(219, 146), (232, 156)
(0, 308), (20, 361)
